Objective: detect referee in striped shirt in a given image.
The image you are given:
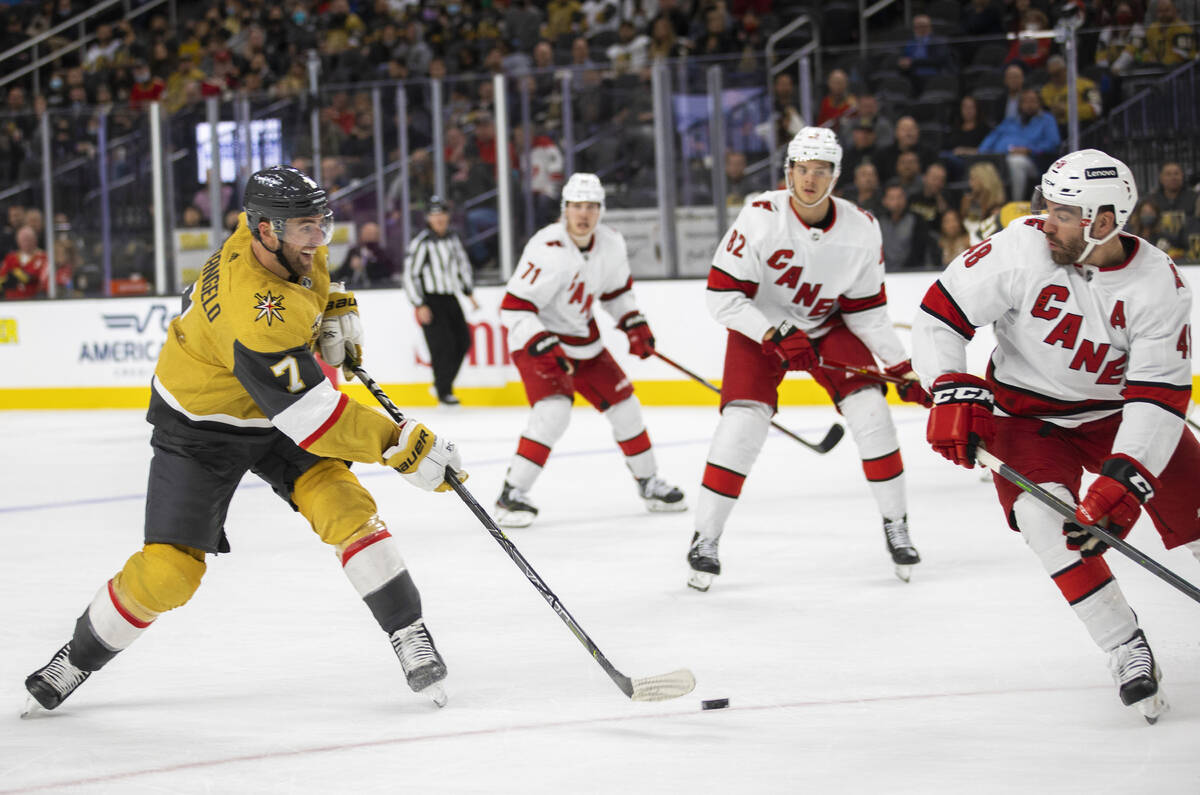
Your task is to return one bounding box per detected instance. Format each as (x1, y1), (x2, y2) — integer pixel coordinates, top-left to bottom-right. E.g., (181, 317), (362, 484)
(404, 196), (479, 405)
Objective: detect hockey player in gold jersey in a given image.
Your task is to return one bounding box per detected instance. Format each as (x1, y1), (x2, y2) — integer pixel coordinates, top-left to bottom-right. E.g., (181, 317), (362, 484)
(22, 166), (465, 715)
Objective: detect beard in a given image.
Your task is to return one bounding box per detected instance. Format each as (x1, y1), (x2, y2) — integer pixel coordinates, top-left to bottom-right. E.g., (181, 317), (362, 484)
(1048, 236), (1085, 264)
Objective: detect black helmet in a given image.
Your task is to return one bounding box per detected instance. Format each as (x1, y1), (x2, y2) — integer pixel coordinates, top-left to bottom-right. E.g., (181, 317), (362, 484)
(428, 194), (448, 214)
(243, 165), (329, 240)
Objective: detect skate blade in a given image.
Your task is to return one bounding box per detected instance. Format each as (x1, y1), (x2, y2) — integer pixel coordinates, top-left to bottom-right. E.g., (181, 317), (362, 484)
(894, 564), (913, 583)
(420, 682), (448, 708)
(646, 500), (688, 513)
(20, 695), (43, 719)
(494, 509), (535, 529)
(687, 570), (714, 592)
(1136, 690), (1169, 725)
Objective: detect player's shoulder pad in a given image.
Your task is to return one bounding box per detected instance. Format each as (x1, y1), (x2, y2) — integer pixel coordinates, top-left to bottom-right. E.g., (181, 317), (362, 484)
(832, 195), (880, 230)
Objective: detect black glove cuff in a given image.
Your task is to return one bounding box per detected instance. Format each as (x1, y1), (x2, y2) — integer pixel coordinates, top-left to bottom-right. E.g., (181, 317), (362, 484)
(1099, 456), (1155, 503)
(931, 380), (994, 410)
(528, 333), (562, 357)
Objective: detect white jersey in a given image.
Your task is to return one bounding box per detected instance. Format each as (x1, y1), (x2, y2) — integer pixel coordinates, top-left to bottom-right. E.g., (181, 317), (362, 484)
(707, 191), (908, 366)
(912, 216), (1193, 475)
(501, 221), (639, 360)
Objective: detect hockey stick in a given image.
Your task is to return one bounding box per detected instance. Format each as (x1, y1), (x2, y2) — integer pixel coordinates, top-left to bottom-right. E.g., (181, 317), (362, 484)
(652, 351), (845, 453)
(819, 358), (908, 385)
(350, 363), (698, 702)
(975, 448), (1200, 606)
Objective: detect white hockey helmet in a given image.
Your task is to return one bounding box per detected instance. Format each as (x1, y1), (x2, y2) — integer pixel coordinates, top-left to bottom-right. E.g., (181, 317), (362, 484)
(1034, 149), (1137, 262)
(785, 126), (842, 207)
(560, 172), (606, 215)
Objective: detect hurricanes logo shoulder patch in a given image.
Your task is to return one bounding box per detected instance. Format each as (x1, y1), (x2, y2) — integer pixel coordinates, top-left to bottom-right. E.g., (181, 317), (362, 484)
(253, 291), (286, 325)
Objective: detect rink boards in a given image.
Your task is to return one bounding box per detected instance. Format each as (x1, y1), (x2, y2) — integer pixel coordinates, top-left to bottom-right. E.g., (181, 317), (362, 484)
(0, 271), (1197, 409)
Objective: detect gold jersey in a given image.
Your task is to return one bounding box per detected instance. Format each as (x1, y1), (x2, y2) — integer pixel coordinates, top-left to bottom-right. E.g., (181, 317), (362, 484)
(149, 215), (397, 464)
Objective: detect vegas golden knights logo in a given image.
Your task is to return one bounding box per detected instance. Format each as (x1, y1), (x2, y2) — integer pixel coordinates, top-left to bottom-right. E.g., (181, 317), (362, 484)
(253, 292), (286, 326)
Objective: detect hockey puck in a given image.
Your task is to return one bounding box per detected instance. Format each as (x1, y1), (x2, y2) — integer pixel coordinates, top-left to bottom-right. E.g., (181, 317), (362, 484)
(701, 698), (730, 710)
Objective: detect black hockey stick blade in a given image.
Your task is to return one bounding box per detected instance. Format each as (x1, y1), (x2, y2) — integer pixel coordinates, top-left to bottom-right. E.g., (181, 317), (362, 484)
(653, 351), (843, 454)
(975, 448), (1200, 606)
(350, 364), (698, 701)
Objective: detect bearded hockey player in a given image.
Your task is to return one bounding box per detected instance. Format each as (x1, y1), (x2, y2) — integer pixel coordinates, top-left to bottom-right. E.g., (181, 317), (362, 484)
(494, 172), (687, 527)
(913, 149), (1200, 723)
(688, 127), (932, 591)
(22, 166), (464, 715)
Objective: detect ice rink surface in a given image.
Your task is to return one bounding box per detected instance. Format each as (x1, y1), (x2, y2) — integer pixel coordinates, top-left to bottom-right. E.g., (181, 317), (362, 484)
(1, 404), (1198, 794)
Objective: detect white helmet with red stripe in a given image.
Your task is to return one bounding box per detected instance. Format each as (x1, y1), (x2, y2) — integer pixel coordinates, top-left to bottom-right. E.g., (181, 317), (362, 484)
(785, 126), (842, 207)
(1034, 149), (1137, 262)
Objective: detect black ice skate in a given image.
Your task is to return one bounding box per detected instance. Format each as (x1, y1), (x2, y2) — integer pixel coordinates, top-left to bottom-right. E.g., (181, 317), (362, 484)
(390, 619), (448, 707)
(882, 515), (920, 583)
(1109, 629), (1168, 724)
(495, 481), (538, 528)
(22, 642), (92, 718)
(638, 475), (687, 513)
(687, 532), (721, 592)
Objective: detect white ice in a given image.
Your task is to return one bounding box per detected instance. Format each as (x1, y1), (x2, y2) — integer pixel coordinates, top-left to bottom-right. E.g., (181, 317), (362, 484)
(1, 405), (1198, 794)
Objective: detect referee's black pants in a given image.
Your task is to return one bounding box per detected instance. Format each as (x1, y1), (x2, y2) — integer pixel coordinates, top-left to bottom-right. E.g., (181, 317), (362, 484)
(421, 293), (472, 399)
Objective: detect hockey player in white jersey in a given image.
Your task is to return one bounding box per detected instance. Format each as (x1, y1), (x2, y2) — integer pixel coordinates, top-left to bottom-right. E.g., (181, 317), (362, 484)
(494, 173), (686, 527)
(912, 149), (1200, 723)
(688, 127), (932, 591)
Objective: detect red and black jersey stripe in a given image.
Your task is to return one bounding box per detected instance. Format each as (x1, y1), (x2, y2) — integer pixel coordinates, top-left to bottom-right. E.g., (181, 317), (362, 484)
(840, 286), (888, 314)
(1123, 380), (1191, 418)
(500, 292), (539, 313)
(919, 280), (975, 340)
(988, 364), (1123, 419)
(707, 266), (758, 298)
(600, 276), (633, 302)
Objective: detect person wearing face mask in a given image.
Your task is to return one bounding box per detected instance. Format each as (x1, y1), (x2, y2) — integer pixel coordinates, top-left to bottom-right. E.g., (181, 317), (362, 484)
(1096, 2), (1146, 75)
(128, 61), (165, 109)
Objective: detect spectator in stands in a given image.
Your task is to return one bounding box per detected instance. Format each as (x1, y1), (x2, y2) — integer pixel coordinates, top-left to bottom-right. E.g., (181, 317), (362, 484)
(23, 207), (43, 242)
(333, 222), (396, 288)
(546, 0), (585, 40)
(879, 181), (934, 270)
(0, 204), (23, 254)
(898, 14), (953, 89)
(946, 95), (992, 158)
(908, 162), (954, 229)
(893, 150), (923, 196)
(506, 0), (545, 53)
(998, 63), (1026, 121)
(960, 161), (1006, 243)
(0, 225), (52, 299)
(838, 93), (894, 149)
(723, 150), (759, 206)
(607, 20), (652, 68)
(842, 120), (880, 181)
(649, 15), (690, 59)
(977, 89), (1060, 201)
(1005, 9), (1054, 70)
(1096, 2), (1146, 74)
(961, 0), (1006, 37)
(1141, 0), (1197, 65)
(874, 116), (936, 182)
(84, 23), (121, 72)
(1129, 196), (1183, 256)
(848, 161), (885, 217)
(938, 208), (971, 265)
(695, 3), (739, 56)
(1040, 55), (1101, 130)
(772, 72), (807, 144)
(816, 69), (856, 135)
(1146, 161), (1192, 244)
(129, 60), (166, 109)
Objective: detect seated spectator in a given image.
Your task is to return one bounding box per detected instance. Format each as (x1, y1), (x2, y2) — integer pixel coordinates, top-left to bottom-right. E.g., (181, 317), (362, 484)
(694, 3), (738, 56)
(841, 121), (879, 180)
(724, 150), (759, 206)
(1096, 2), (1146, 74)
(874, 116), (936, 182)
(898, 14), (953, 88)
(1128, 196), (1184, 257)
(977, 89), (1061, 201)
(908, 162), (954, 228)
(946, 95), (993, 156)
(0, 204), (23, 253)
(847, 161), (885, 217)
(879, 181), (934, 270)
(893, 150), (923, 195)
(772, 72), (807, 144)
(816, 69), (856, 135)
(84, 24), (121, 72)
(607, 20), (652, 68)
(1005, 9), (1053, 71)
(1141, 0), (1197, 65)
(960, 161), (1007, 244)
(648, 15), (690, 59)
(1, 225), (57, 299)
(999, 63), (1025, 121)
(838, 93), (894, 149)
(129, 60), (166, 109)
(333, 222), (395, 288)
(1146, 161), (1192, 245)
(938, 209), (971, 265)
(546, 0), (584, 40)
(1040, 55), (1101, 130)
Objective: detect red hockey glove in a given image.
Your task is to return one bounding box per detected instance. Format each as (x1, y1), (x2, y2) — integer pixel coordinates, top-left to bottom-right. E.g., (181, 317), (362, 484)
(526, 332), (573, 378)
(927, 373), (995, 468)
(884, 360), (932, 407)
(617, 311), (655, 359)
(1072, 454), (1157, 554)
(762, 321), (818, 371)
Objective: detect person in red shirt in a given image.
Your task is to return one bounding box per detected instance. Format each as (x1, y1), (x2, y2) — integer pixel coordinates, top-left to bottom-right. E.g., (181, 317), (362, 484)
(815, 68), (856, 135)
(1, 226), (52, 299)
(129, 61), (166, 109)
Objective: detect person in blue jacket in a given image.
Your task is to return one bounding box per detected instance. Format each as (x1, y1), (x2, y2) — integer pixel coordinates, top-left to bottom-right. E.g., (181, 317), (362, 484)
(978, 88), (1061, 201)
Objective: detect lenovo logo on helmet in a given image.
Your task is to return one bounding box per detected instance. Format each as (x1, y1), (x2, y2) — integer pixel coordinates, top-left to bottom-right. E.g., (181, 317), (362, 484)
(1084, 167), (1119, 179)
